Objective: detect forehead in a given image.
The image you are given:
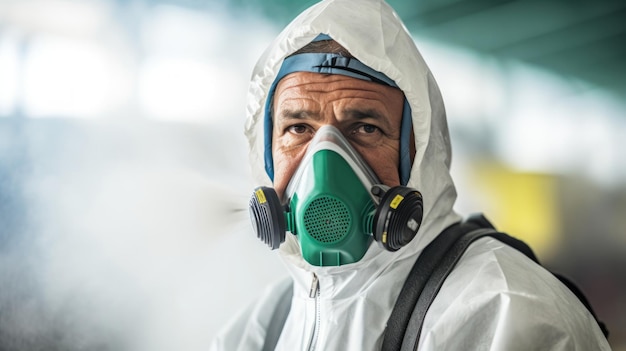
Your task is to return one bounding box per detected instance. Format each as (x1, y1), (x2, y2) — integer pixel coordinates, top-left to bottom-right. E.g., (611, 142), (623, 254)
(274, 71), (403, 101)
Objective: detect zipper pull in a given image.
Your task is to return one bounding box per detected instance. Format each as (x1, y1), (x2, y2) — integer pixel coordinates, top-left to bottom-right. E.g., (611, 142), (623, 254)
(309, 273), (319, 298)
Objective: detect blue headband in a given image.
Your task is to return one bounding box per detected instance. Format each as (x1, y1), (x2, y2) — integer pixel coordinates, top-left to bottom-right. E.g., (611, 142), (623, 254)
(263, 42), (412, 185)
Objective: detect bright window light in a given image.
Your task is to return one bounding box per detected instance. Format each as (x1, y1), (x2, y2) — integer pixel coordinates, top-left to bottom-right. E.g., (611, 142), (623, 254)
(138, 57), (243, 123)
(22, 36), (119, 118)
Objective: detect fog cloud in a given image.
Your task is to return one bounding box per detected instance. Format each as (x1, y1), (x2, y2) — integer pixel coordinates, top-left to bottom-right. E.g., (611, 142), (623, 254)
(0, 118), (285, 351)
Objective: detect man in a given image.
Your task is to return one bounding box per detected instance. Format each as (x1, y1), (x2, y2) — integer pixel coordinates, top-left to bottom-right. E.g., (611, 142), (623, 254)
(210, 0), (611, 349)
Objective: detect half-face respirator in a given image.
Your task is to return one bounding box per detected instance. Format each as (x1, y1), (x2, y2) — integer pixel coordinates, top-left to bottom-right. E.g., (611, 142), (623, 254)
(249, 126), (423, 266)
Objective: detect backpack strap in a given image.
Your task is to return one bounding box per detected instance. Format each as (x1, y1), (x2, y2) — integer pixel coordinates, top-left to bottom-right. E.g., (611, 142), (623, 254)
(400, 226), (505, 350)
(262, 280), (293, 351)
(381, 217), (487, 351)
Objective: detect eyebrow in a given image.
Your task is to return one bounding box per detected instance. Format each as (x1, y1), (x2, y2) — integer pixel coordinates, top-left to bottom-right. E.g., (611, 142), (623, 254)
(344, 108), (392, 129)
(278, 108), (318, 120)
(344, 108), (385, 121)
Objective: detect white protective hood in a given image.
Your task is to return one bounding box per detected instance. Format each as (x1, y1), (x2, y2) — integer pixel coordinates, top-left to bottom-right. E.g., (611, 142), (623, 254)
(223, 0), (613, 350)
(245, 0), (462, 271)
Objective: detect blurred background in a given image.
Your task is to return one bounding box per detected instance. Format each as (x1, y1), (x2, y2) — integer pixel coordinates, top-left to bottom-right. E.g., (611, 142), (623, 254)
(0, 0), (624, 350)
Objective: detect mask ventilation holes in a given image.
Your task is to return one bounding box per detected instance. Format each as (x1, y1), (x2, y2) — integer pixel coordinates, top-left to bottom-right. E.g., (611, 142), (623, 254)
(303, 196), (351, 244)
(249, 187), (286, 249)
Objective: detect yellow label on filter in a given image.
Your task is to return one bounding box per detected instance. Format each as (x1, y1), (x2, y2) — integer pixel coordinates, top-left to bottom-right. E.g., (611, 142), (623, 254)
(255, 189), (267, 204)
(390, 194), (404, 209)
(382, 232), (388, 243)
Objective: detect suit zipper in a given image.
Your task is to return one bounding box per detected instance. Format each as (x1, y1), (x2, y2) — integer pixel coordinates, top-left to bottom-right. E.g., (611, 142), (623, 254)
(306, 273), (320, 351)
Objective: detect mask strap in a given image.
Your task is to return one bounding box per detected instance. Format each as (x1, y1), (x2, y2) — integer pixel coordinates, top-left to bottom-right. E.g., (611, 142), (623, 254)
(264, 43), (412, 185)
(399, 99), (412, 185)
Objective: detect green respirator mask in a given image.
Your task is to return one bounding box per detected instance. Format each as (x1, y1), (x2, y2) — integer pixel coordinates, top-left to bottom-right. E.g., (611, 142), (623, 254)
(249, 126), (423, 266)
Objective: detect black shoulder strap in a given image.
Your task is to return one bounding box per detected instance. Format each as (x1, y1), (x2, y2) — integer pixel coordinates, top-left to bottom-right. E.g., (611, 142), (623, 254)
(262, 281), (293, 351)
(400, 226), (510, 351)
(381, 217), (489, 351)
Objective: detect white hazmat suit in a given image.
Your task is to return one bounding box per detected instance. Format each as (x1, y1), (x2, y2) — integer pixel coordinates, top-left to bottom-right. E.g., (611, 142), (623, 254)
(210, 0), (611, 350)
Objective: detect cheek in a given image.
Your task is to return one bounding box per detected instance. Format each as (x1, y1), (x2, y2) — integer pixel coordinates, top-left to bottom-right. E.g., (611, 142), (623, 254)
(272, 146), (306, 200)
(360, 147), (401, 187)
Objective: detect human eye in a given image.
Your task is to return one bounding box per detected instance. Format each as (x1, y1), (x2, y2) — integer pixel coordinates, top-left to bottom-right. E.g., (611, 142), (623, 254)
(349, 123), (384, 147)
(280, 123), (315, 148)
(287, 124), (310, 135)
(355, 124), (380, 134)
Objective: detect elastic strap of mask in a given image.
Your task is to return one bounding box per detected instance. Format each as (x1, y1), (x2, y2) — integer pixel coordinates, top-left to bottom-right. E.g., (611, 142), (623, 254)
(264, 38), (413, 185)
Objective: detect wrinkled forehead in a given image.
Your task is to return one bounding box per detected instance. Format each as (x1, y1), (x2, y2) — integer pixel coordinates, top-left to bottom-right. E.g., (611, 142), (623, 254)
(273, 71), (404, 106)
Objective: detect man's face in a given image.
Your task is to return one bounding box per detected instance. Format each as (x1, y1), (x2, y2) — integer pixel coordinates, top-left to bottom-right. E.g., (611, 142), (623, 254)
(272, 71), (405, 199)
